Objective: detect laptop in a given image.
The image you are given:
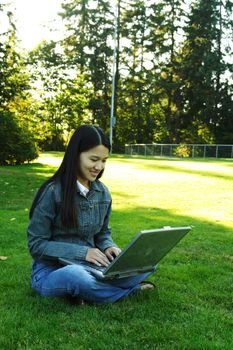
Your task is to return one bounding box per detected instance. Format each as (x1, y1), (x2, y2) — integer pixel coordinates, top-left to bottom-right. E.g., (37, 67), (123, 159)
(59, 226), (192, 280)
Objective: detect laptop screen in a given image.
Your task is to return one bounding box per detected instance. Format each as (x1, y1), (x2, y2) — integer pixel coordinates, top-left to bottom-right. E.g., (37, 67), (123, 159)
(104, 226), (191, 277)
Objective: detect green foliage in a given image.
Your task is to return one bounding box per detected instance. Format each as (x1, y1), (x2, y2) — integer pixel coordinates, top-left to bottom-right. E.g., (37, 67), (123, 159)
(175, 0), (233, 143)
(1, 1), (233, 151)
(0, 111), (38, 165)
(174, 144), (191, 158)
(60, 0), (114, 129)
(28, 41), (91, 151)
(0, 9), (30, 109)
(0, 5), (39, 163)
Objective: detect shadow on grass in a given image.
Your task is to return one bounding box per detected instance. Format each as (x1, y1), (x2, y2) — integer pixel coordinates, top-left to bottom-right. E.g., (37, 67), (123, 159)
(0, 163), (55, 210)
(1, 202), (232, 349)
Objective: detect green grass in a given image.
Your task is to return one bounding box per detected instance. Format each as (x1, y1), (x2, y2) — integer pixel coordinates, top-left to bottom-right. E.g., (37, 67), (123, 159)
(0, 153), (232, 350)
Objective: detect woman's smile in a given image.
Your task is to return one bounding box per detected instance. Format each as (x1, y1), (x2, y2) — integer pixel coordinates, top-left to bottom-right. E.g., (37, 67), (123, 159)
(90, 170), (100, 177)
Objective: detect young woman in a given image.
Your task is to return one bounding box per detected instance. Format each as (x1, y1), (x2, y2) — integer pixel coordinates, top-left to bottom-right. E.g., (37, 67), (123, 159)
(28, 125), (155, 304)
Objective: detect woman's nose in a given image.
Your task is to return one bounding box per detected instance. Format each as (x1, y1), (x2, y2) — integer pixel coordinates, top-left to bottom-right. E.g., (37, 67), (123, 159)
(94, 161), (104, 170)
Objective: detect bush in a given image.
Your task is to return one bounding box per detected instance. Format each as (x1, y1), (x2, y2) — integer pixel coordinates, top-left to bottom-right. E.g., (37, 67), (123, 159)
(39, 133), (66, 151)
(174, 144), (191, 158)
(0, 111), (39, 165)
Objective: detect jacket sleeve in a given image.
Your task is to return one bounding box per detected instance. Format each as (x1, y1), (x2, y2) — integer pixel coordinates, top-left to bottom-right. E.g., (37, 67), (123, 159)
(27, 185), (88, 261)
(94, 200), (118, 252)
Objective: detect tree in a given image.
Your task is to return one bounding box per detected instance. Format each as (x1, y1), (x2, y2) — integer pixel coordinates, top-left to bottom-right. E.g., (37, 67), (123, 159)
(2, 0), (232, 151)
(0, 10), (30, 110)
(28, 40), (91, 150)
(60, 0), (114, 130)
(114, 0), (157, 150)
(145, 0), (188, 143)
(177, 0), (233, 143)
(0, 6), (38, 163)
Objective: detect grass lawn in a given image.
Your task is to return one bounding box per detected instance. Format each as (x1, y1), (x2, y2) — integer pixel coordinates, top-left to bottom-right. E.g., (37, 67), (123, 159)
(0, 153), (232, 350)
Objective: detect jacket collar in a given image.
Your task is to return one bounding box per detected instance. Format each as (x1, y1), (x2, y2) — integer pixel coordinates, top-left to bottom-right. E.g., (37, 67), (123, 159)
(90, 180), (103, 192)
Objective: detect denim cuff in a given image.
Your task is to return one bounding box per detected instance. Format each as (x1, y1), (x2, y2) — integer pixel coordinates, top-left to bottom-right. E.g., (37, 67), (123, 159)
(97, 242), (118, 252)
(75, 246), (88, 260)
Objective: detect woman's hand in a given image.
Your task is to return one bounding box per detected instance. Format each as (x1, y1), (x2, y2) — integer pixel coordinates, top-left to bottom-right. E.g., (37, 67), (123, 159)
(86, 248), (110, 267)
(105, 247), (121, 261)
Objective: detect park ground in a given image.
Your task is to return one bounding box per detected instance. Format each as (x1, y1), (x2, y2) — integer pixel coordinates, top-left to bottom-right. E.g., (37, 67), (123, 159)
(0, 153), (232, 350)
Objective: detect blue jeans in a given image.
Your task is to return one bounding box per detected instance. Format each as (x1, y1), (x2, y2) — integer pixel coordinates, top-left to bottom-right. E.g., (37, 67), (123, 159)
(31, 261), (153, 304)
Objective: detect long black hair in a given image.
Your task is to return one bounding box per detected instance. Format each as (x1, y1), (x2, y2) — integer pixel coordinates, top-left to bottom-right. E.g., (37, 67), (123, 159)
(29, 125), (111, 228)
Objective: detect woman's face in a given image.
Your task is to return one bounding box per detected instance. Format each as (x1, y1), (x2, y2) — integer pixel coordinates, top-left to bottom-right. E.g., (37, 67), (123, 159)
(78, 145), (109, 187)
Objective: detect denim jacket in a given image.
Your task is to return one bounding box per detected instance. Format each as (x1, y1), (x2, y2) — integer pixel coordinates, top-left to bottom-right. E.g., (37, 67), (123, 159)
(27, 180), (117, 265)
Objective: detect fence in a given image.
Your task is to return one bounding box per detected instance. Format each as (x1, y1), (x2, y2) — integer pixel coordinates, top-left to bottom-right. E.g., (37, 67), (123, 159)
(125, 143), (233, 158)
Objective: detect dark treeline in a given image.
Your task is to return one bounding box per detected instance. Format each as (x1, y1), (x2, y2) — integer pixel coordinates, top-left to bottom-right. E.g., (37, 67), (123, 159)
(0, 0), (233, 162)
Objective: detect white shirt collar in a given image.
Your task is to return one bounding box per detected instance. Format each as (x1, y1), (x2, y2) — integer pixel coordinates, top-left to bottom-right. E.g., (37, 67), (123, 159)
(77, 180), (89, 197)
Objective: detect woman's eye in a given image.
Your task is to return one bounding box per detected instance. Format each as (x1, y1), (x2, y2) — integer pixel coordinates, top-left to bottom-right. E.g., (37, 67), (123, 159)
(90, 158), (107, 163)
